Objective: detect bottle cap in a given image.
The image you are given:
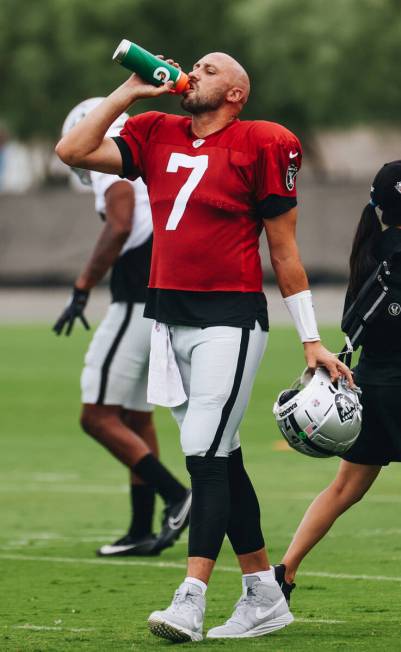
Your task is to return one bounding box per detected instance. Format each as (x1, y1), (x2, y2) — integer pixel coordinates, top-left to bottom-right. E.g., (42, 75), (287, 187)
(113, 39), (131, 64)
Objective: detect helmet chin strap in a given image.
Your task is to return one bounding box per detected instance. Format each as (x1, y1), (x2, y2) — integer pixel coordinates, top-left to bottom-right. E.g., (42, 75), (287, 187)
(336, 338), (362, 394)
(290, 366), (319, 391)
(337, 336), (354, 369)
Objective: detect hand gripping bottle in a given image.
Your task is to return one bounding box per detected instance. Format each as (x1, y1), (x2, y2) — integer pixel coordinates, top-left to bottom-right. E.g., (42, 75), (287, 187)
(113, 39), (190, 94)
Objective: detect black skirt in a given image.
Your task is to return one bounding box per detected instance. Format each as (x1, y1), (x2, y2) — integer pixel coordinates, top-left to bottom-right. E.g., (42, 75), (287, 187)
(342, 384), (401, 466)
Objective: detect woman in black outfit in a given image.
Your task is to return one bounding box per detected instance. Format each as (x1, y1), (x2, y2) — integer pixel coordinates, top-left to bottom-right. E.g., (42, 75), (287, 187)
(277, 161), (401, 589)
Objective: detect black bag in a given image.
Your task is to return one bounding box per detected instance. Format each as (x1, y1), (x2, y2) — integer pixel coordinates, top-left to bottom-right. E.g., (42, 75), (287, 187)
(341, 243), (401, 350)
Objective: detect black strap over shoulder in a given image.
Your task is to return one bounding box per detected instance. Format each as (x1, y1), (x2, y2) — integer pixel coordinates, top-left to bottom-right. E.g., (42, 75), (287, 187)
(341, 241), (401, 350)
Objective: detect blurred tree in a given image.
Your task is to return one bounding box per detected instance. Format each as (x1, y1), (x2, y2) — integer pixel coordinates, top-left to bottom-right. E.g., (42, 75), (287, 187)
(0, 0), (246, 141)
(0, 0), (400, 153)
(233, 0), (401, 172)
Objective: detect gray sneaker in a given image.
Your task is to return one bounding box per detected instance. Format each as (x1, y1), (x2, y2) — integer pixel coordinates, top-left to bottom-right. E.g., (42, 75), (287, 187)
(148, 581), (205, 642)
(207, 575), (293, 639)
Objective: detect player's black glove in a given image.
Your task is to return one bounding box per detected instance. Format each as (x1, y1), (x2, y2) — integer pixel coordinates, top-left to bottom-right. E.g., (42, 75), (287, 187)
(53, 287), (90, 336)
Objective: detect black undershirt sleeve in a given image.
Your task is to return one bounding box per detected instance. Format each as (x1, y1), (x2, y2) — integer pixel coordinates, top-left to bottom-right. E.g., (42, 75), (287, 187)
(256, 194), (297, 219)
(112, 136), (138, 179)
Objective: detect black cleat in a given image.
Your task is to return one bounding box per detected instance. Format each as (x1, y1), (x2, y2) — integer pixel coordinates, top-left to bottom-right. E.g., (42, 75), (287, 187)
(96, 533), (159, 557)
(273, 564), (296, 605)
(154, 489), (192, 553)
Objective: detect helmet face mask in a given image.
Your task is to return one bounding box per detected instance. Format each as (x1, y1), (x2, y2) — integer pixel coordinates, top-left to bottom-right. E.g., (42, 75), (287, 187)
(273, 367), (362, 458)
(61, 98), (129, 187)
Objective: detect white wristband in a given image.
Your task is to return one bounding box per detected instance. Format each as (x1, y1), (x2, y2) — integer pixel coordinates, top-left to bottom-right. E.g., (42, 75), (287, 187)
(283, 290), (320, 342)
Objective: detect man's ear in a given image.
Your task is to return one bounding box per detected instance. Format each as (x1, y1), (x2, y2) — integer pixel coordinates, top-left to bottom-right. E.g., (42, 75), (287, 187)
(226, 87), (245, 104)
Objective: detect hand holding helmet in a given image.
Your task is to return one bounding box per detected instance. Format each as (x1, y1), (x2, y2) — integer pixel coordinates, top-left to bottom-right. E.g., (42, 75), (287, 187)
(303, 340), (355, 388)
(273, 366), (362, 458)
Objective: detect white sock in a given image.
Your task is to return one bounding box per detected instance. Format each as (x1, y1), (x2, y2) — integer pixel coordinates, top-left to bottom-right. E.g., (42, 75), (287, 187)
(242, 568), (275, 591)
(185, 576), (207, 595)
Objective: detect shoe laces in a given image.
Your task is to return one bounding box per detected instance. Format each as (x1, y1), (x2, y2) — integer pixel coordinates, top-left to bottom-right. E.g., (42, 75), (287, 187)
(171, 586), (200, 615)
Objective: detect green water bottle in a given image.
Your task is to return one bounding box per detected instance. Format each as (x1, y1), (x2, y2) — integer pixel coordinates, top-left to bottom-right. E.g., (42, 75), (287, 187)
(113, 39), (190, 94)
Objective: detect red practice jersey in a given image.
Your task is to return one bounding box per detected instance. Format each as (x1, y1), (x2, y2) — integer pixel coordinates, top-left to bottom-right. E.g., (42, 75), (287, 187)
(116, 112), (301, 293)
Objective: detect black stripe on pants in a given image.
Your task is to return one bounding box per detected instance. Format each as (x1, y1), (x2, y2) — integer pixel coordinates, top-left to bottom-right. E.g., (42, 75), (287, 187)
(96, 303), (133, 404)
(206, 328), (250, 458)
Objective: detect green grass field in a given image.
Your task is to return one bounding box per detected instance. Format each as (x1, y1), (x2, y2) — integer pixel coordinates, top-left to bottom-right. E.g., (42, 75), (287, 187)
(1, 324), (400, 651)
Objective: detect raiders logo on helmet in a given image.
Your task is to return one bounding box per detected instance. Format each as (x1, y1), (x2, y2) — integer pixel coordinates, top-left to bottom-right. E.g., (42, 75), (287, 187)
(335, 393), (357, 424)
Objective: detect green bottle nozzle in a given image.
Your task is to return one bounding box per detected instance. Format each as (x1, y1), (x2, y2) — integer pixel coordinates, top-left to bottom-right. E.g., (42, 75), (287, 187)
(113, 39), (190, 94)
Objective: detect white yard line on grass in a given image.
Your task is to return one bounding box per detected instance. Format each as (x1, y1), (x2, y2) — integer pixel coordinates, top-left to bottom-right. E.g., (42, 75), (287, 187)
(2, 483), (401, 504)
(1, 553), (401, 583)
(0, 553), (187, 570)
(0, 532), (189, 546)
(0, 483), (128, 494)
(295, 492), (401, 504)
(0, 530), (125, 539)
(354, 528), (401, 537)
(3, 527), (401, 545)
(31, 473), (80, 482)
(11, 624), (95, 633)
(295, 618), (346, 624)
(8, 619), (344, 630)
(298, 570), (401, 582)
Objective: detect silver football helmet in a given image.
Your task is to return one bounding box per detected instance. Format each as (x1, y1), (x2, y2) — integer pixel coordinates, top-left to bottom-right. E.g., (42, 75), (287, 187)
(273, 367), (362, 458)
(61, 97), (129, 186)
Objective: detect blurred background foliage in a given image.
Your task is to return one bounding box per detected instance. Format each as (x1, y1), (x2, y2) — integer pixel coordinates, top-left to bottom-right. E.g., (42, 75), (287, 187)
(1, 0), (401, 144)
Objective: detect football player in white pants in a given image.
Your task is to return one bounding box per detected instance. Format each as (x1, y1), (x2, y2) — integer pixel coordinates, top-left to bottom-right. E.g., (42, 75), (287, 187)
(56, 59), (353, 641)
(54, 99), (191, 557)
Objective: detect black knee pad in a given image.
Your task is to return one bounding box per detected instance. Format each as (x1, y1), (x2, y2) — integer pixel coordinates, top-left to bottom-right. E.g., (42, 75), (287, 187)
(186, 456), (230, 560)
(226, 448), (265, 555)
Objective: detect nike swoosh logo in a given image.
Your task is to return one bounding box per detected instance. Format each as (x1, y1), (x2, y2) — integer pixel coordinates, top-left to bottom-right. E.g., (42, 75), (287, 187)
(289, 151), (299, 159)
(255, 596), (286, 620)
(168, 494), (192, 530)
(99, 543), (142, 555)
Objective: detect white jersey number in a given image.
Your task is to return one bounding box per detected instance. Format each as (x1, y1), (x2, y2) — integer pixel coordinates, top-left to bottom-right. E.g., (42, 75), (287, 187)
(165, 153), (208, 230)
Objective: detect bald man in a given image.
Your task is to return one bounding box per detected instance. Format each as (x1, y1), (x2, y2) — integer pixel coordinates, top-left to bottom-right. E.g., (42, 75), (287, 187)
(56, 51), (352, 642)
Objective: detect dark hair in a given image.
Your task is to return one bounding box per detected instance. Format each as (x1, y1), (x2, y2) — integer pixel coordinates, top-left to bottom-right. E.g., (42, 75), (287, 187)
(348, 203), (382, 298)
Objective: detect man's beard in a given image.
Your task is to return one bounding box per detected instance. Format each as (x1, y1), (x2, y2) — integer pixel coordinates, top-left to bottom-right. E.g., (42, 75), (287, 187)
(181, 89), (225, 115)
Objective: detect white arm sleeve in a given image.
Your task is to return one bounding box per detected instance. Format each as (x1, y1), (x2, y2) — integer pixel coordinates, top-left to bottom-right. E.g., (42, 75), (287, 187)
(283, 290), (320, 342)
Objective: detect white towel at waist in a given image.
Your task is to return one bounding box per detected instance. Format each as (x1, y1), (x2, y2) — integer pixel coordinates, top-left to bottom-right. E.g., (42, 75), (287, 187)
(147, 322), (187, 407)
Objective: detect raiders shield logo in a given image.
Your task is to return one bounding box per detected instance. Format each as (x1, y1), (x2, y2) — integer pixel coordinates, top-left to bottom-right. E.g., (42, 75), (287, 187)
(388, 302), (401, 316)
(286, 162), (299, 191)
(335, 394), (356, 424)
(395, 181), (401, 195)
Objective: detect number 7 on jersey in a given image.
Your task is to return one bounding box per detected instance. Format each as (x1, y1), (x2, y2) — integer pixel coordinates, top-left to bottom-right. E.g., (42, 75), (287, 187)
(165, 153), (208, 230)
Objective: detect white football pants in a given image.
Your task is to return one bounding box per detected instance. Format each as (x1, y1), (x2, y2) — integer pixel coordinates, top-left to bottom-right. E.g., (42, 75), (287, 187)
(169, 322), (268, 456)
(81, 302), (153, 411)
